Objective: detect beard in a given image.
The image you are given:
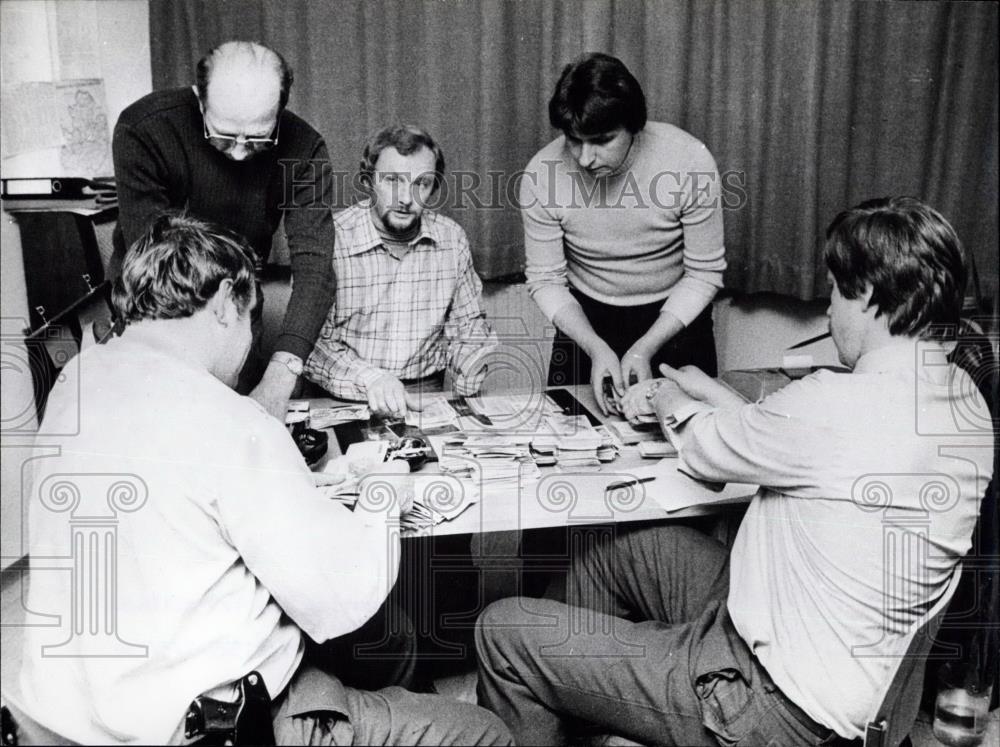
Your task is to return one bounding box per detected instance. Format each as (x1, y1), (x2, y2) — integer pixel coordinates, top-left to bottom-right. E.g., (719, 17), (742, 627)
(380, 207), (419, 234)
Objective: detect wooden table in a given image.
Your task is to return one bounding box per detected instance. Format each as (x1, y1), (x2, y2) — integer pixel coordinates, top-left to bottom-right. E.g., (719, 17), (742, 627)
(312, 384), (757, 538)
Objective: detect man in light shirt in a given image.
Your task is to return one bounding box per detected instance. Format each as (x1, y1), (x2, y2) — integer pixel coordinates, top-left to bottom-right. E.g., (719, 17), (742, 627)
(18, 214), (511, 745)
(476, 196), (992, 744)
(305, 124), (498, 418)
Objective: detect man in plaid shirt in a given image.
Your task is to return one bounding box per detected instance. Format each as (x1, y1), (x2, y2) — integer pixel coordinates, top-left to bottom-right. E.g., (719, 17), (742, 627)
(305, 125), (498, 417)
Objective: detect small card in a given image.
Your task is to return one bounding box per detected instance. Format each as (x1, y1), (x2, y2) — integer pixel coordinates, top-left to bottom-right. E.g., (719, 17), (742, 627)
(639, 441), (678, 458)
(285, 399), (310, 425)
(310, 404), (371, 429)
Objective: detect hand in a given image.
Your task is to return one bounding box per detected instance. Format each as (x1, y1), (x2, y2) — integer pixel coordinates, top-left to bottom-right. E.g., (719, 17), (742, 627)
(620, 346), (654, 387)
(249, 362), (298, 420)
(658, 364), (743, 408)
(620, 379), (670, 423)
(359, 461), (413, 513)
(312, 471), (348, 501)
(588, 343), (624, 416)
(366, 373), (423, 419)
(312, 471), (347, 487)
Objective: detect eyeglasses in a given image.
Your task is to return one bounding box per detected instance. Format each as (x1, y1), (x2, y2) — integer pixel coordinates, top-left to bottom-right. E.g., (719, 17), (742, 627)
(202, 117), (280, 153)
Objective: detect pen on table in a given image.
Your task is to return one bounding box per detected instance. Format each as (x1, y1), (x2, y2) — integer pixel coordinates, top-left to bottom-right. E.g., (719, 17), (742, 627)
(606, 476), (656, 491)
(787, 331), (832, 350)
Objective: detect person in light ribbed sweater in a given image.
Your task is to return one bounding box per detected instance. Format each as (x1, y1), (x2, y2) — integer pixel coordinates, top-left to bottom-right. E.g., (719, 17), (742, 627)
(520, 52), (727, 413)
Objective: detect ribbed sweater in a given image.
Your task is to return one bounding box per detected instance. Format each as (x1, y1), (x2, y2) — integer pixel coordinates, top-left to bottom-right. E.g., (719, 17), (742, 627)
(111, 88), (336, 360)
(520, 121), (726, 327)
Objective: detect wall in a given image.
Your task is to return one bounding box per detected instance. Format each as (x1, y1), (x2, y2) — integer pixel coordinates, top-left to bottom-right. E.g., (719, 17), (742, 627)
(0, 0), (152, 571)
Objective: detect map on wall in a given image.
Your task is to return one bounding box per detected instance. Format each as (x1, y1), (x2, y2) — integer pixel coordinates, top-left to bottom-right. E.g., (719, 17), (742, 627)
(0, 79), (111, 176)
(57, 79), (112, 176)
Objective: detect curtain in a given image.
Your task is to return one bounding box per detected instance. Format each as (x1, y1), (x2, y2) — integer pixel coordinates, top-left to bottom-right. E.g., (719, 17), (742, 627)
(149, 0), (998, 302)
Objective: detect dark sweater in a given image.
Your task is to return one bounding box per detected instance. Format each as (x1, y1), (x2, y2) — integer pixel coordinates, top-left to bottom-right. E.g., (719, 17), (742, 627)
(111, 88), (335, 360)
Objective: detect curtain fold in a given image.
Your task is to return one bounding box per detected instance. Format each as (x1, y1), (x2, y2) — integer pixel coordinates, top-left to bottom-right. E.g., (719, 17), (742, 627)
(149, 0), (998, 302)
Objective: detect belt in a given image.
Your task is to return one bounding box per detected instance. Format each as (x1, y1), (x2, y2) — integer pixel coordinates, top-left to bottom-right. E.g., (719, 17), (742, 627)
(756, 662), (862, 747)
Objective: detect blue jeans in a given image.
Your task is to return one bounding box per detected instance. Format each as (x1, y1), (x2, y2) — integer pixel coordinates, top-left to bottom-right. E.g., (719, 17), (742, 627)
(475, 525), (838, 746)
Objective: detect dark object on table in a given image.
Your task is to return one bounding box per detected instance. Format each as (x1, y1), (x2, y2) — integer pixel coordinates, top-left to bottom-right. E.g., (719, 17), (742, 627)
(546, 387), (603, 427)
(388, 436), (430, 471)
(448, 396), (494, 426)
(291, 421), (328, 466)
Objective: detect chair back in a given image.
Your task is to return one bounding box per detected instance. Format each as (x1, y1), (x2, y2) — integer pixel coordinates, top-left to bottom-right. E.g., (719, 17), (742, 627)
(864, 564), (964, 747)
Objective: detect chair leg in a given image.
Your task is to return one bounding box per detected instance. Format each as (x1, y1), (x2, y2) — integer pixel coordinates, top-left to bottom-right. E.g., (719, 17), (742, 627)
(1, 705), (17, 747)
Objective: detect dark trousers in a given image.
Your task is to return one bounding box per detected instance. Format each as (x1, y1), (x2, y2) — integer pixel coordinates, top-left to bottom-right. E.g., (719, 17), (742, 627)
(305, 599), (421, 693)
(547, 289), (718, 388)
(476, 524), (841, 746)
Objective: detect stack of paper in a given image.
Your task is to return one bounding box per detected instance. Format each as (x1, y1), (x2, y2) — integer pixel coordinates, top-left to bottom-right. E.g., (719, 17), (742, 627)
(395, 474), (478, 533)
(593, 425), (622, 461)
(606, 417), (665, 445)
(530, 415), (620, 468)
(428, 432), (541, 503)
(317, 441), (389, 506)
(310, 403), (371, 429)
(464, 393), (561, 433)
(323, 456), (478, 532)
(405, 396), (460, 431)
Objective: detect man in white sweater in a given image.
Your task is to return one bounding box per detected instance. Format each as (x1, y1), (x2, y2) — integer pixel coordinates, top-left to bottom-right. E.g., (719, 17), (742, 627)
(520, 52), (727, 414)
(17, 214), (511, 745)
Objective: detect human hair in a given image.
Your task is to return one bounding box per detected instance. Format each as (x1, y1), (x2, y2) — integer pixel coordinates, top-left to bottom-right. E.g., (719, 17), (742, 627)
(823, 196), (967, 337)
(113, 213), (257, 324)
(359, 124), (446, 193)
(195, 41), (293, 110)
(548, 52), (647, 136)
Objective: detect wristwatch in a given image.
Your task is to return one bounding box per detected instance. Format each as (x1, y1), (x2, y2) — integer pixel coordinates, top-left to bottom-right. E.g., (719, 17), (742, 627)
(271, 351), (304, 377)
(645, 380), (663, 400)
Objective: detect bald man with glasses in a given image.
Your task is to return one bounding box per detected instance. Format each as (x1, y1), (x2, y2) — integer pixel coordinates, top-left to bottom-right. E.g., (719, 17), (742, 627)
(112, 41), (335, 419)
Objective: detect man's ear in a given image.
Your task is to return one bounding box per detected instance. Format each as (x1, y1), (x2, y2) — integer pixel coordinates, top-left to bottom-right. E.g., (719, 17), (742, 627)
(860, 283), (877, 313)
(207, 279), (237, 327)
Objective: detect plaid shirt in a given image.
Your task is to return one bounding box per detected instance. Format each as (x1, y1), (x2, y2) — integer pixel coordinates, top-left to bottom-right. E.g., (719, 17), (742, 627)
(305, 202), (497, 400)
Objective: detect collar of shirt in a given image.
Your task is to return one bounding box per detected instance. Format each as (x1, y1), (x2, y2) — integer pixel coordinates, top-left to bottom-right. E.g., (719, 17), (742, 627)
(342, 200), (442, 256)
(853, 338), (930, 374)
